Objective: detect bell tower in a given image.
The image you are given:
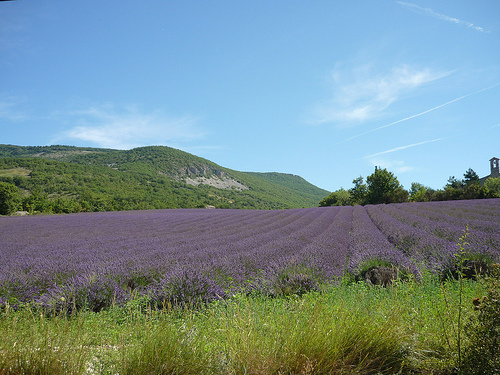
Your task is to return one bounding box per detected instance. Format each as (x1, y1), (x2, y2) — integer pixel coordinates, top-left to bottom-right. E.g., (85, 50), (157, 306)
(490, 157), (500, 178)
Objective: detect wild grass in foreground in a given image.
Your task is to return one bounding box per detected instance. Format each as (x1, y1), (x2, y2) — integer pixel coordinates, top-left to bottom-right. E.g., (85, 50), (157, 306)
(0, 272), (496, 375)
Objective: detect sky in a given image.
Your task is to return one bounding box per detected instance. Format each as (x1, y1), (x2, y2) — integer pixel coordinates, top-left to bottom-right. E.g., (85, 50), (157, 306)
(1, 1), (499, 192)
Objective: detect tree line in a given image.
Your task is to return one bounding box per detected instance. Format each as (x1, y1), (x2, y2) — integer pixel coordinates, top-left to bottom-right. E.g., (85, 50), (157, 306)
(319, 167), (500, 207)
(1, 158), (499, 215)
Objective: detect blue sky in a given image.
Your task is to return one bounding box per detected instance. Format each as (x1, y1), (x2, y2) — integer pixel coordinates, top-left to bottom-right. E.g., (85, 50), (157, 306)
(1, 1), (499, 192)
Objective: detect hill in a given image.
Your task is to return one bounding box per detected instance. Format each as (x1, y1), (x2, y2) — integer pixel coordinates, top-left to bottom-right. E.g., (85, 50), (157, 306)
(0, 144), (329, 212)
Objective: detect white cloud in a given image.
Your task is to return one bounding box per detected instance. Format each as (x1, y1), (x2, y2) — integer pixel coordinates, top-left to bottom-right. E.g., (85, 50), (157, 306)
(367, 158), (414, 174)
(311, 64), (450, 125)
(53, 104), (205, 149)
(340, 82), (500, 144)
(397, 2), (486, 32)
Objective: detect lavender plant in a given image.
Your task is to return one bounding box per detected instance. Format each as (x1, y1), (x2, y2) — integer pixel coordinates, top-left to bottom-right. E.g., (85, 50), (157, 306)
(0, 200), (499, 312)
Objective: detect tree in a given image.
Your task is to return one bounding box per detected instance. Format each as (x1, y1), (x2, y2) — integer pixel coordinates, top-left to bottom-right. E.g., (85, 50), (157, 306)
(447, 176), (464, 189)
(462, 183), (492, 200)
(366, 167), (408, 204)
(0, 182), (21, 215)
(409, 182), (434, 202)
(349, 176), (367, 205)
(22, 189), (51, 214)
(463, 168), (480, 186)
(319, 188), (352, 207)
(484, 177), (500, 197)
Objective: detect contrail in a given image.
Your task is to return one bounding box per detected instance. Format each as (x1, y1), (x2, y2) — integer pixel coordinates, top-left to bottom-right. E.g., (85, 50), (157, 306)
(397, 2), (486, 32)
(362, 136), (448, 159)
(339, 82), (500, 144)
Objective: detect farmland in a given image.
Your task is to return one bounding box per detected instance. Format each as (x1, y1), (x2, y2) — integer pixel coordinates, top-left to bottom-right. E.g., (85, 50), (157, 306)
(1, 199), (500, 374)
(2, 199), (499, 310)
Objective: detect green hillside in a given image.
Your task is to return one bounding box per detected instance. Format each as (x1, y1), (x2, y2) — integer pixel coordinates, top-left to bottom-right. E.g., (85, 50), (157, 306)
(245, 172), (329, 204)
(0, 144), (328, 212)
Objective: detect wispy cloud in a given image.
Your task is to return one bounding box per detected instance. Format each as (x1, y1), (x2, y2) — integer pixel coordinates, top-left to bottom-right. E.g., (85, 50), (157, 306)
(397, 2), (487, 32)
(362, 137), (448, 159)
(367, 158), (414, 174)
(52, 104), (205, 149)
(0, 95), (29, 121)
(340, 83), (500, 143)
(362, 136), (452, 176)
(310, 64), (450, 125)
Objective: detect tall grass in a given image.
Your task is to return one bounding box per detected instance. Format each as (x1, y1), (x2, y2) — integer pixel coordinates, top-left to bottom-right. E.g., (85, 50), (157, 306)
(0, 275), (489, 374)
(123, 291), (406, 374)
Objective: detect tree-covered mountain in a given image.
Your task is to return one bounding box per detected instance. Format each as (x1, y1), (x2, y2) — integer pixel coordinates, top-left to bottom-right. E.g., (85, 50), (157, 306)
(0, 144), (329, 213)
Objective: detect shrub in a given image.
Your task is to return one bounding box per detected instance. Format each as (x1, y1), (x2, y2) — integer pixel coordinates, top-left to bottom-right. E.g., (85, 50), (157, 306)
(439, 227), (495, 281)
(350, 257), (415, 286)
(461, 263), (500, 374)
(0, 181), (21, 215)
(255, 262), (320, 297)
(319, 188), (352, 206)
(440, 255), (494, 281)
(147, 269), (226, 309)
(36, 274), (126, 314)
(263, 271), (318, 297)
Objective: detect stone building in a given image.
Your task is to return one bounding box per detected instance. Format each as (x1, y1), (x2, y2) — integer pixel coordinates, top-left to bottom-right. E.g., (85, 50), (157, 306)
(479, 157), (500, 184)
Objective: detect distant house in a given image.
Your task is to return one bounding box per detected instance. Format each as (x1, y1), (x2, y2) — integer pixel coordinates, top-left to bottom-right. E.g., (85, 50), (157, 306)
(479, 157), (500, 184)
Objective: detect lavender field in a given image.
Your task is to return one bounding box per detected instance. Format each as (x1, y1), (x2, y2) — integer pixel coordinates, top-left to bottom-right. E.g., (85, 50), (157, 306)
(1, 199), (500, 312)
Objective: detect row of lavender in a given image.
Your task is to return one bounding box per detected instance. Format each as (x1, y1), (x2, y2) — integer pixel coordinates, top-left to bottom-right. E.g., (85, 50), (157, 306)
(1, 199), (499, 311)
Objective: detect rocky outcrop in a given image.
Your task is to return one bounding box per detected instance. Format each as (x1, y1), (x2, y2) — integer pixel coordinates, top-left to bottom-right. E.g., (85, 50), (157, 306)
(184, 176), (248, 191)
(178, 164), (227, 178)
(172, 163), (248, 190)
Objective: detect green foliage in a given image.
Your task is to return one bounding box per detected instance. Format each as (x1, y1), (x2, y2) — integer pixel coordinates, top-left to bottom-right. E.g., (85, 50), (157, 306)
(0, 145), (328, 212)
(433, 228), (500, 374)
(246, 171), (329, 204)
(334, 168), (409, 207)
(484, 176), (500, 197)
(366, 166), (408, 204)
(439, 226), (495, 282)
(0, 181), (21, 215)
(338, 165), (495, 207)
(434, 182), (495, 202)
(1, 274), (491, 374)
(463, 167), (479, 185)
(319, 187), (352, 206)
(349, 175), (368, 205)
(351, 258), (394, 280)
(259, 266), (319, 297)
(409, 182), (434, 202)
(461, 263), (500, 374)
(447, 175), (464, 189)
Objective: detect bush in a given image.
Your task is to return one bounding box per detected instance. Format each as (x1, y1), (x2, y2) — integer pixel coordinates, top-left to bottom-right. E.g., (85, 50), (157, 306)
(440, 254), (494, 281)
(0, 182), (21, 215)
(254, 261), (320, 297)
(319, 188), (352, 206)
(461, 263), (500, 374)
(263, 270), (318, 297)
(349, 256), (417, 286)
(36, 274), (126, 314)
(147, 269), (226, 309)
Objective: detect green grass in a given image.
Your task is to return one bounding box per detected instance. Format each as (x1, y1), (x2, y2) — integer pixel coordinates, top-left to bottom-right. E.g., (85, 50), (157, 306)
(0, 276), (490, 374)
(0, 167), (31, 178)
